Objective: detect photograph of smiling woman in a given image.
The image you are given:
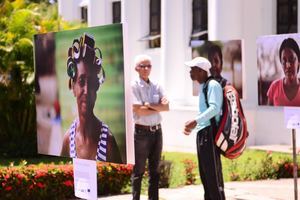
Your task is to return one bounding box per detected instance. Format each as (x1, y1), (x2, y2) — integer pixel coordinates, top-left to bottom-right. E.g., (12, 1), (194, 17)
(34, 24), (128, 164)
(60, 33), (123, 163)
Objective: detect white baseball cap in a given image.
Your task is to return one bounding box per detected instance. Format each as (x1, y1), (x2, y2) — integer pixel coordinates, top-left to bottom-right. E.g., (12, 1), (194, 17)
(184, 57), (211, 74)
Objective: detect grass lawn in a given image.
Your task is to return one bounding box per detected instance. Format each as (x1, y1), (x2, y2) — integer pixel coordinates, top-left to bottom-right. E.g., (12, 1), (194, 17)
(162, 149), (299, 188)
(162, 152), (199, 187)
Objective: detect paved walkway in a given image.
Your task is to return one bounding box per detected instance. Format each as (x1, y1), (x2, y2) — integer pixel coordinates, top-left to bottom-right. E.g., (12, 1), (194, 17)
(247, 144), (298, 154)
(98, 145), (299, 200)
(99, 178), (299, 200)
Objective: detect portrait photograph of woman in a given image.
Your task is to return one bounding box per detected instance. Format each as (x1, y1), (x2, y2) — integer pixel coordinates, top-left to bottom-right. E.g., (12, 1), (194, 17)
(34, 24), (128, 164)
(257, 33), (300, 107)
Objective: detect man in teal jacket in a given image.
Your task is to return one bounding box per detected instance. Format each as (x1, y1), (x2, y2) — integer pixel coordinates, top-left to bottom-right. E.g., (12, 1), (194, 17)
(184, 57), (225, 200)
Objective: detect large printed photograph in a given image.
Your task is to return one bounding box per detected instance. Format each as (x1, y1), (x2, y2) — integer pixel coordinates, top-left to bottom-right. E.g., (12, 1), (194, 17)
(192, 40), (243, 98)
(34, 24), (127, 164)
(257, 33), (300, 107)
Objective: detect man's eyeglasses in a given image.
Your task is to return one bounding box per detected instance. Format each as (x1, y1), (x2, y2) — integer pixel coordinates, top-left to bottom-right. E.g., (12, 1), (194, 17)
(139, 64), (152, 69)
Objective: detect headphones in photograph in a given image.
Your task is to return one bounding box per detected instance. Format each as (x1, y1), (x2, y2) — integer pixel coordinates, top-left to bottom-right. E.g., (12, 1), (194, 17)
(67, 33), (105, 90)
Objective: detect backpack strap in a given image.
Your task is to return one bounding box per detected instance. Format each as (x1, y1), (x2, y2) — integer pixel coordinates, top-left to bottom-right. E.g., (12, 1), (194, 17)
(217, 77), (227, 88)
(203, 76), (215, 97)
(203, 77), (219, 133)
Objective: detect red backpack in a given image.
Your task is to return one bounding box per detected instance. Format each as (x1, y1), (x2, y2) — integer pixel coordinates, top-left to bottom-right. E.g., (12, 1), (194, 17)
(204, 78), (248, 159)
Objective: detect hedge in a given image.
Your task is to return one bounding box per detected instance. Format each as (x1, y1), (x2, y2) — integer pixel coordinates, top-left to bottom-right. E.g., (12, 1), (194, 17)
(0, 162), (133, 200)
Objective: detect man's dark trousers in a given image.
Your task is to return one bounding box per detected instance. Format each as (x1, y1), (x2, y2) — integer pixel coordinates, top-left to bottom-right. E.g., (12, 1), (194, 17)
(197, 126), (225, 200)
(132, 126), (162, 200)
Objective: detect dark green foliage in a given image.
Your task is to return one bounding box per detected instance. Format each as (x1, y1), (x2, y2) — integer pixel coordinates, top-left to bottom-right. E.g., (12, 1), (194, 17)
(0, 0), (80, 157)
(0, 81), (37, 157)
(159, 156), (172, 188)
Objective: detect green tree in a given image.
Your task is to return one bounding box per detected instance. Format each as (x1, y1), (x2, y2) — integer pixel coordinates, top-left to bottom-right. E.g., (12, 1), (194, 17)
(0, 0), (82, 157)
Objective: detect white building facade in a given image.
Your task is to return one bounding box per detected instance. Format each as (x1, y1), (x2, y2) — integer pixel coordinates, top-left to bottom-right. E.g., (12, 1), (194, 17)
(58, 0), (300, 151)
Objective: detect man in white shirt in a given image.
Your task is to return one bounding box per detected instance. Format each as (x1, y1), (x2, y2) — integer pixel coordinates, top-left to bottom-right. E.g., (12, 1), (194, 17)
(131, 54), (169, 200)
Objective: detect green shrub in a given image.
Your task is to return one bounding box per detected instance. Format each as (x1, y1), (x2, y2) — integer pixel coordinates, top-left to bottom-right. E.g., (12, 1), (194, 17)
(140, 157), (173, 194)
(255, 152), (278, 179)
(182, 159), (197, 185)
(239, 157), (259, 181)
(162, 152), (199, 187)
(159, 156), (172, 188)
(164, 150), (300, 186)
(227, 159), (240, 181)
(0, 162), (133, 200)
(97, 163), (133, 195)
(225, 151), (300, 181)
(276, 157), (296, 178)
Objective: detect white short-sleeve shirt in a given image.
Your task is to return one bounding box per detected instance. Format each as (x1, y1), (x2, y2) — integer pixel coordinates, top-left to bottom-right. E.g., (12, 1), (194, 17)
(132, 77), (164, 126)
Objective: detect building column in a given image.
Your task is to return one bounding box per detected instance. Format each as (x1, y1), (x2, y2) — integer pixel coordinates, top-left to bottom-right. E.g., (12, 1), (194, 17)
(161, 0), (189, 104)
(208, 0), (243, 40)
(89, 0), (106, 27)
(122, 0), (147, 81)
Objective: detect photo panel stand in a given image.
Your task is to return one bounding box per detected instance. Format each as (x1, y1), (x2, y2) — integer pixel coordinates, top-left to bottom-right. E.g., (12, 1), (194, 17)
(284, 107), (299, 200)
(292, 129), (298, 200)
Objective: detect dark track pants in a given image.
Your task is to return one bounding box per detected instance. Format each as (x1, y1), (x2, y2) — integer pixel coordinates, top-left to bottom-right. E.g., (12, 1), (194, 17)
(197, 126), (225, 200)
(131, 127), (162, 200)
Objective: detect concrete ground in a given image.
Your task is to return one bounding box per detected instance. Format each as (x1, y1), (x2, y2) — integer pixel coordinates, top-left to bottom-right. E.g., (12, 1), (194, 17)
(99, 178), (299, 200)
